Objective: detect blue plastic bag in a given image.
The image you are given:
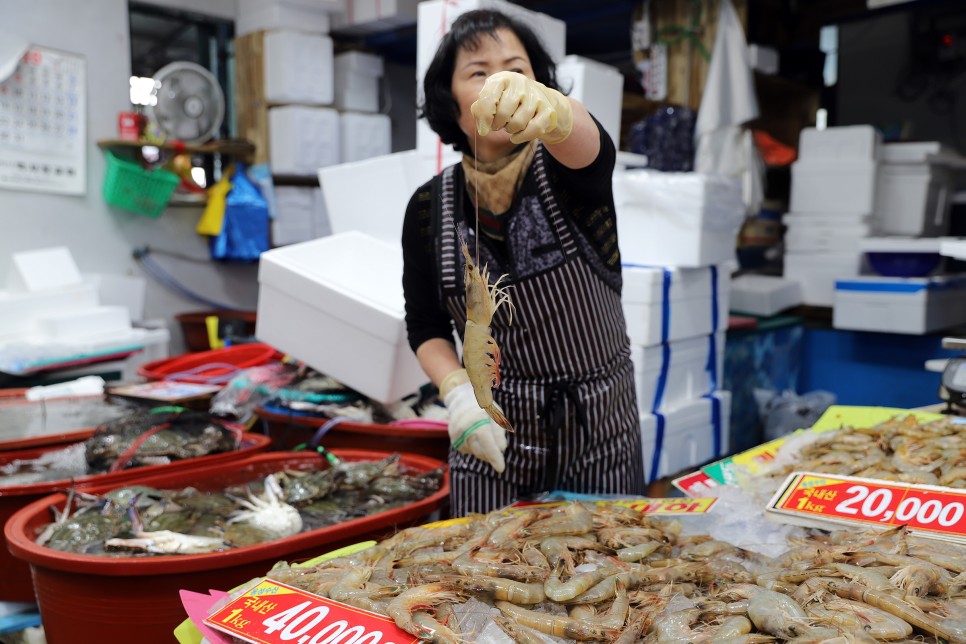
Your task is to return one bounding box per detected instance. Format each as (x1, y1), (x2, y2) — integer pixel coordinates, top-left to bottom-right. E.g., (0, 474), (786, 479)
(209, 163), (270, 262)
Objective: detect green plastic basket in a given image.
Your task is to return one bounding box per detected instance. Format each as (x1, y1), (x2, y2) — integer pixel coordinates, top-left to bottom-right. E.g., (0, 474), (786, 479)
(102, 152), (180, 217)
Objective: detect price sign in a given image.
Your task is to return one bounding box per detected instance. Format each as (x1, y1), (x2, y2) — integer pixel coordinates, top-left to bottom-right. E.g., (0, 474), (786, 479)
(205, 579), (419, 644)
(672, 470), (719, 497)
(767, 472), (966, 543)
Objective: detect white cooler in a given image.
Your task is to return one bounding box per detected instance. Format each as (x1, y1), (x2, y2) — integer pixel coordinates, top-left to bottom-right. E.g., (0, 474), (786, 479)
(632, 333), (723, 415)
(833, 274), (966, 335)
(640, 391), (731, 483)
(622, 265), (729, 346)
(255, 231), (430, 403)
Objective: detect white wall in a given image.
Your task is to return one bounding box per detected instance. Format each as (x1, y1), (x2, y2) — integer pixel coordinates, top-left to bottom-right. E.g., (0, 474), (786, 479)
(0, 0), (259, 354)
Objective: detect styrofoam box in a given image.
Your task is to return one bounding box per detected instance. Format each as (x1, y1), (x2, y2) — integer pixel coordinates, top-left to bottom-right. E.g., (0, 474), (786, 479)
(272, 187), (317, 246)
(0, 283), (99, 340)
(632, 332), (724, 415)
(556, 55), (623, 148)
(319, 150), (447, 243)
(729, 275), (803, 316)
(784, 223), (873, 253)
(256, 231), (429, 403)
(834, 275), (966, 335)
(269, 106), (340, 175)
(614, 170), (744, 268)
(334, 52), (384, 112)
(876, 163), (954, 237)
(622, 265), (730, 346)
(37, 305), (131, 341)
(6, 246), (82, 293)
(335, 51), (384, 77)
(340, 112), (391, 163)
(640, 391), (731, 483)
(415, 0), (566, 155)
(336, 0), (420, 33)
(83, 273), (147, 323)
(784, 251), (865, 306)
(236, 4), (332, 37)
(263, 30), (334, 105)
(313, 188), (332, 238)
(790, 159), (878, 215)
(798, 125), (881, 162)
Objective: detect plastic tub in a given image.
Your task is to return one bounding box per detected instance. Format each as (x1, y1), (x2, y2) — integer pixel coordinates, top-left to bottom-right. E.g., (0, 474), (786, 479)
(6, 449), (449, 644)
(256, 405), (451, 462)
(137, 343), (281, 384)
(0, 431), (272, 602)
(0, 394), (143, 451)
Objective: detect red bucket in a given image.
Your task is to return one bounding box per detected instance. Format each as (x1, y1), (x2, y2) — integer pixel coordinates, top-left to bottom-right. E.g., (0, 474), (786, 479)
(0, 431), (272, 602)
(137, 343), (281, 384)
(256, 406), (451, 463)
(0, 393), (142, 451)
(5, 449), (449, 644)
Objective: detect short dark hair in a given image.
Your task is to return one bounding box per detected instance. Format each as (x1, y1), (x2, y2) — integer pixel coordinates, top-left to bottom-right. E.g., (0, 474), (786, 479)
(419, 9), (560, 155)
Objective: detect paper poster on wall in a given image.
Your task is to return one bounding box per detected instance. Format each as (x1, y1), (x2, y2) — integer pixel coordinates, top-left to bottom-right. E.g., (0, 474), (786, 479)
(0, 45), (87, 195)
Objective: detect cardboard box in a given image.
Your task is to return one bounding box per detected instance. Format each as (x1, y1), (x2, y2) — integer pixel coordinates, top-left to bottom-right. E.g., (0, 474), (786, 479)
(640, 391), (731, 483)
(833, 275), (966, 335)
(621, 265), (730, 346)
(256, 231), (429, 403)
(632, 332), (724, 414)
(614, 170), (744, 268)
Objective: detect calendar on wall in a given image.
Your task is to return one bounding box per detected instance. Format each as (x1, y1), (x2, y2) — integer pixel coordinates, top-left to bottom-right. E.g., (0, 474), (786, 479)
(0, 45), (86, 195)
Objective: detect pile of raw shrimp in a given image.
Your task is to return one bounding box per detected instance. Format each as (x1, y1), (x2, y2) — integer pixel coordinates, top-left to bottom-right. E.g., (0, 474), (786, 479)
(744, 415), (966, 499)
(264, 501), (966, 642)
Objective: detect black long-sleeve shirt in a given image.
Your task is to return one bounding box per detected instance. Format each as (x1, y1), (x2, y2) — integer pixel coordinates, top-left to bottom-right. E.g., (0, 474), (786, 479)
(402, 119), (620, 353)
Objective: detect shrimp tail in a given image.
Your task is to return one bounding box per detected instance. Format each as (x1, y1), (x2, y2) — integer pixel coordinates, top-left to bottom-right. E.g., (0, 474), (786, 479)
(485, 402), (514, 433)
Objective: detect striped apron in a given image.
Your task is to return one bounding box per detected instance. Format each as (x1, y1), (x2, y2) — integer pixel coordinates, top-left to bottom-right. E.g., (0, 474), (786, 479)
(435, 148), (646, 516)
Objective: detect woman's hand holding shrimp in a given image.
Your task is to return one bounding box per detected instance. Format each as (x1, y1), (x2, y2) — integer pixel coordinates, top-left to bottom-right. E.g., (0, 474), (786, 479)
(441, 368), (508, 473)
(471, 71), (573, 145)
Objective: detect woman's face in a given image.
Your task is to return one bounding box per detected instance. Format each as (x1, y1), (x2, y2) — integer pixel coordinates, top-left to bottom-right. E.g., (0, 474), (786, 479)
(451, 28), (535, 161)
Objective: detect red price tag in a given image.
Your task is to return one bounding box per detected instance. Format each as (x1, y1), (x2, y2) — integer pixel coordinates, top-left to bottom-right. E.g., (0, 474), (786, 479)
(205, 579), (419, 644)
(769, 472), (966, 541)
(672, 470), (719, 497)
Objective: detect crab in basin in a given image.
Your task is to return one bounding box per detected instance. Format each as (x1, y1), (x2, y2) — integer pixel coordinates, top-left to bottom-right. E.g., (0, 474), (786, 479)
(226, 473), (303, 541)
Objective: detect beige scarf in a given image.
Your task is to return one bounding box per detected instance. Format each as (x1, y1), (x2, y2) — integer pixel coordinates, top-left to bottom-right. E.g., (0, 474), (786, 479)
(461, 142), (536, 220)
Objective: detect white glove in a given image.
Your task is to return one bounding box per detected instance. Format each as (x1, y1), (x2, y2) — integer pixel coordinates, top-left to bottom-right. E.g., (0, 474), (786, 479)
(440, 369), (508, 474)
(471, 71), (574, 145)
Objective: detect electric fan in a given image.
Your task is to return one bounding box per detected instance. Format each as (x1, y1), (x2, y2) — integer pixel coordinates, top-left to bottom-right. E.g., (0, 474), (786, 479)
(146, 61), (226, 145)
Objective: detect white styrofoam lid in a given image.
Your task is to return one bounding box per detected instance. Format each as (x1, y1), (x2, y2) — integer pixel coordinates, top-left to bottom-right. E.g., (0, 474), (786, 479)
(940, 239), (966, 261)
(880, 141), (966, 167)
(859, 237), (949, 253)
(783, 212), (873, 225)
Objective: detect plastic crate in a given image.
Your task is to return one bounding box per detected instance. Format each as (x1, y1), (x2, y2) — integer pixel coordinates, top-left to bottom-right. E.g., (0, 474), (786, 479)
(102, 152), (180, 217)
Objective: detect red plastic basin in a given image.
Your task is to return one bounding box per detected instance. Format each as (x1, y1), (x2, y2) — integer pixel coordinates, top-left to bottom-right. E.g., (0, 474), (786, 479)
(0, 431), (272, 602)
(5, 449), (449, 644)
(137, 343), (281, 384)
(256, 406), (451, 463)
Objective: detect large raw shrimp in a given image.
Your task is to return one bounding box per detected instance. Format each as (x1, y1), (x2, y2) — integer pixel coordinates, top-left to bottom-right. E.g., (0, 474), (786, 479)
(461, 240), (514, 432)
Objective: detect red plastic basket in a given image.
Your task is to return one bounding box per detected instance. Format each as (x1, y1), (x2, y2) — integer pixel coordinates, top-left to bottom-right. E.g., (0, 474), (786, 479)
(256, 406), (451, 463)
(5, 449), (449, 644)
(0, 431), (272, 602)
(137, 343), (281, 384)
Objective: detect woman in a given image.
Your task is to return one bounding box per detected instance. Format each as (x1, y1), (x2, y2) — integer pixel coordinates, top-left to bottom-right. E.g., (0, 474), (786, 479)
(402, 9), (645, 516)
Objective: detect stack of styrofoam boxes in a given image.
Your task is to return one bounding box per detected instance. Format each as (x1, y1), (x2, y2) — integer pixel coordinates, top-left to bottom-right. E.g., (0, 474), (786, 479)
(783, 125), (881, 306)
(415, 0), (567, 172)
(831, 142), (966, 335)
(237, 1), (343, 246)
(613, 170), (743, 484)
(333, 0), (420, 34)
(335, 51), (392, 163)
(0, 248), (169, 375)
